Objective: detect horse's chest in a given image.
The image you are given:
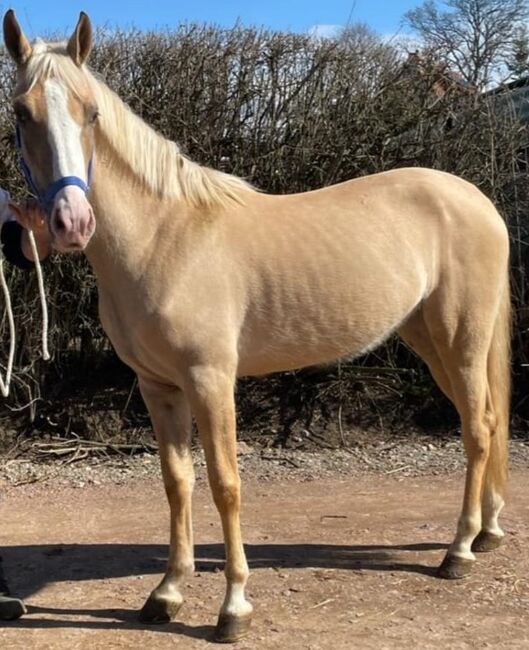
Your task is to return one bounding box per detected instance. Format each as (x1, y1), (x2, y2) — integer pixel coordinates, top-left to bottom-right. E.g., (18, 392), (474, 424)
(98, 292), (181, 379)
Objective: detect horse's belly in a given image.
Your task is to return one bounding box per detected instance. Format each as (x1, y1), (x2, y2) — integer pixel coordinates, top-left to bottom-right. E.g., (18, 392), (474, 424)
(234, 209), (434, 376)
(237, 335), (386, 376)
(236, 290), (421, 376)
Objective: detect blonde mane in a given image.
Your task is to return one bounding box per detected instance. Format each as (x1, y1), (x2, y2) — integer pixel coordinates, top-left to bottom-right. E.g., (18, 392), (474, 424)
(21, 40), (254, 208)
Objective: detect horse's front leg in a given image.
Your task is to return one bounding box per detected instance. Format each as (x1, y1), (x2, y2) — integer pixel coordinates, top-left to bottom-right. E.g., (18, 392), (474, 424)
(137, 379), (195, 623)
(187, 364), (252, 643)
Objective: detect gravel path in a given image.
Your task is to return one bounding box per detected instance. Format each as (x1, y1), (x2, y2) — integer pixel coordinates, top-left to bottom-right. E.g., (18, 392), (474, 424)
(1, 434), (528, 491)
(1, 467), (528, 649)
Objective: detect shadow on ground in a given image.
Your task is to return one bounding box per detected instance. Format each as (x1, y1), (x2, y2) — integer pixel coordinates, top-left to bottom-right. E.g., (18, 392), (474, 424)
(2, 539), (447, 599)
(0, 539), (448, 640)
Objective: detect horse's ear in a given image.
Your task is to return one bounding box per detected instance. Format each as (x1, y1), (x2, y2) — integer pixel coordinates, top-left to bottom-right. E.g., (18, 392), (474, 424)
(3, 10), (32, 65)
(67, 12), (93, 66)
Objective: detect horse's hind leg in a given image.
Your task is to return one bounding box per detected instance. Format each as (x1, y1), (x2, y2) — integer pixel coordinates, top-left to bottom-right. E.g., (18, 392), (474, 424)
(401, 285), (509, 579)
(471, 485), (505, 553)
(471, 309), (510, 555)
(399, 310), (454, 403)
(398, 313), (489, 578)
(472, 413), (508, 555)
(438, 272), (510, 577)
(436, 353), (493, 579)
(137, 379), (195, 623)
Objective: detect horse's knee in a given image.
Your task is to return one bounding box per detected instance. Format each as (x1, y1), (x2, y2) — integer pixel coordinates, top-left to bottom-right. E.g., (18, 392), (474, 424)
(211, 477), (241, 511)
(163, 473), (194, 504)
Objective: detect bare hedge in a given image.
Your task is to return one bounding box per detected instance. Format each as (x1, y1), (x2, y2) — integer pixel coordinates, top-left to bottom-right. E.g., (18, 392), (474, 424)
(0, 25), (527, 443)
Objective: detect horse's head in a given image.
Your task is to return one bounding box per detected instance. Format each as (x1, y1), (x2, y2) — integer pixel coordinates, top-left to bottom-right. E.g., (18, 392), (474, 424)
(3, 10), (97, 252)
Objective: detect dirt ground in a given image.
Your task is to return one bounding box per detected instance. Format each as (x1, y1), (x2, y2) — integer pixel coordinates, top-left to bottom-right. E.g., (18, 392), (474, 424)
(0, 453), (528, 650)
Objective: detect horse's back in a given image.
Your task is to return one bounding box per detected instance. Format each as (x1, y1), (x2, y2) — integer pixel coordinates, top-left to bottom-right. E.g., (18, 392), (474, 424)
(229, 167), (508, 376)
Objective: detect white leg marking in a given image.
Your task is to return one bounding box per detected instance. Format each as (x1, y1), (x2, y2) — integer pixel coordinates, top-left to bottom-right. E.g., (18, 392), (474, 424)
(449, 512), (480, 560)
(220, 582), (253, 618)
(482, 489), (505, 537)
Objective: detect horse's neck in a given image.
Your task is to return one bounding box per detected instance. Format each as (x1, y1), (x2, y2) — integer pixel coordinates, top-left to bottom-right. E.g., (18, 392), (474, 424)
(84, 139), (182, 288)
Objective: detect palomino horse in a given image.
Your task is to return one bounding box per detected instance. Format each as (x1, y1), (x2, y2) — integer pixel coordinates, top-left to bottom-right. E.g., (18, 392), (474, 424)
(3, 11), (511, 643)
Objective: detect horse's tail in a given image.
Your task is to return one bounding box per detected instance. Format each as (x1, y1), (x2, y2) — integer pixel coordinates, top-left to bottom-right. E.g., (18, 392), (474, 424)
(485, 269), (511, 499)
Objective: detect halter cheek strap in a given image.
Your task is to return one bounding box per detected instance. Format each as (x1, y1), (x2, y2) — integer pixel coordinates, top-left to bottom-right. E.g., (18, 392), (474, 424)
(15, 125), (93, 214)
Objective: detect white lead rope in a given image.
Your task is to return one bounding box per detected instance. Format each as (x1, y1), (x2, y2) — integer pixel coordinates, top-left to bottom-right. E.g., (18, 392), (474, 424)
(0, 230), (50, 397)
(0, 255), (16, 397)
(27, 230), (50, 361)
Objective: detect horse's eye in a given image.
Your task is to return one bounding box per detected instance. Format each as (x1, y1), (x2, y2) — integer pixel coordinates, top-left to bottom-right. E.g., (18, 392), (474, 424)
(14, 103), (32, 125)
(87, 108), (99, 125)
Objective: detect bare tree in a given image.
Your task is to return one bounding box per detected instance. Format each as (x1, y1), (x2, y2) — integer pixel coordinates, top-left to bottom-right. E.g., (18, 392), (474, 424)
(508, 25), (529, 79)
(404, 0), (529, 88)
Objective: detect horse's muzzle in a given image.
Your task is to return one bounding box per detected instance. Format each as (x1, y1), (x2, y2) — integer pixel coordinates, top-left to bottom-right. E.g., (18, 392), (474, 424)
(49, 186), (96, 252)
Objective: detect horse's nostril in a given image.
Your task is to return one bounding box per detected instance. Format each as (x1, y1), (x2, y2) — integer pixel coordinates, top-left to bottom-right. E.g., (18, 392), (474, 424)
(54, 212), (66, 232)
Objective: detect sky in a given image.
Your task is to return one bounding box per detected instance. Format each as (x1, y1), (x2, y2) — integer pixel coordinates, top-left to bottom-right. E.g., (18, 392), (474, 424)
(0, 1), (422, 39)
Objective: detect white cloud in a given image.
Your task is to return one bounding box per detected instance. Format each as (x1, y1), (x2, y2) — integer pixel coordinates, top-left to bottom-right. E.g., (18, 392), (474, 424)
(308, 24), (344, 40)
(393, 33), (424, 50)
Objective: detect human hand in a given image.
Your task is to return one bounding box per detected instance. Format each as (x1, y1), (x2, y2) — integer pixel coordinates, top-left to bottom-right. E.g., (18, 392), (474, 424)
(8, 199), (47, 233)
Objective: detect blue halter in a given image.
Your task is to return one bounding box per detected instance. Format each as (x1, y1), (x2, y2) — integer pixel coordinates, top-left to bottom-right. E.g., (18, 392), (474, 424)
(15, 125), (93, 214)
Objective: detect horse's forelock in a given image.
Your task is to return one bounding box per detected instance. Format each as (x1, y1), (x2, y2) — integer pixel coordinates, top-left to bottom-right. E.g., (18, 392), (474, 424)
(19, 41), (89, 99)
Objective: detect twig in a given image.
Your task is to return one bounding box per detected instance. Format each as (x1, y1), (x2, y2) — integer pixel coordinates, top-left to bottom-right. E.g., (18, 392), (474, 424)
(310, 598), (335, 609)
(320, 515), (347, 522)
(121, 377), (138, 417)
(385, 465), (411, 475)
(338, 403), (346, 447)
(27, 437), (158, 461)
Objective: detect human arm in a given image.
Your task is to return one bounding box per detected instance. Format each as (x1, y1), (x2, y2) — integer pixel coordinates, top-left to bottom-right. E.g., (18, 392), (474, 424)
(0, 190), (51, 266)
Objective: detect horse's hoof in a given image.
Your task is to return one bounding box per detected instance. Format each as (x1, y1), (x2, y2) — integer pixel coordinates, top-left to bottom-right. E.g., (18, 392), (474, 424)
(471, 531), (503, 553)
(138, 594), (182, 624)
(213, 613), (252, 643)
(0, 596), (27, 621)
(437, 554), (474, 579)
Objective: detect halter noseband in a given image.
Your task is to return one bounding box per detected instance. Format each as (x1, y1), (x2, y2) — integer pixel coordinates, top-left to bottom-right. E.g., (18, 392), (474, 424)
(15, 125), (93, 214)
